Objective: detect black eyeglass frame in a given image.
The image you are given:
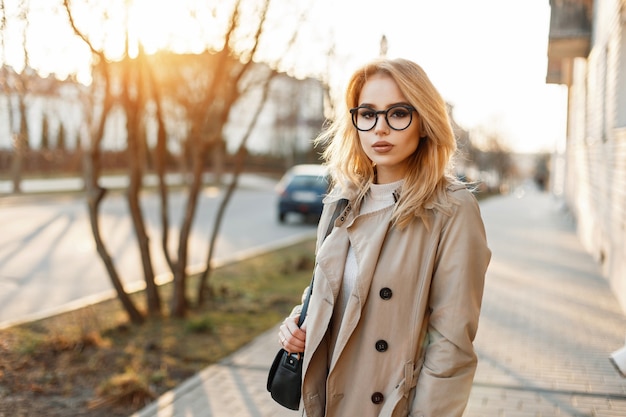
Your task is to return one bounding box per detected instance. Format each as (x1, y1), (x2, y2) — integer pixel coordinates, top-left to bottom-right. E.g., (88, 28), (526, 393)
(349, 104), (417, 132)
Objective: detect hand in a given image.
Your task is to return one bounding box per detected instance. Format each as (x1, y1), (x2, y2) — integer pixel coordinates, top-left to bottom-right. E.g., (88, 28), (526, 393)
(278, 316), (306, 354)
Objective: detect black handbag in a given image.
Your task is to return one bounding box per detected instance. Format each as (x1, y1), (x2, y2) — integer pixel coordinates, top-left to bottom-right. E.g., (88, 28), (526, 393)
(267, 199), (347, 410)
(265, 305), (309, 409)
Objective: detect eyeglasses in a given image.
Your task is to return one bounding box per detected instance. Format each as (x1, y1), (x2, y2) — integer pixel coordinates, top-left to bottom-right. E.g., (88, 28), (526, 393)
(349, 104), (417, 132)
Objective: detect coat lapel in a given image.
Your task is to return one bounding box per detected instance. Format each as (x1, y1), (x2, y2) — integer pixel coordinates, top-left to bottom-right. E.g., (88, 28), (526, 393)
(316, 226), (350, 302)
(302, 199), (352, 367)
(330, 207), (394, 366)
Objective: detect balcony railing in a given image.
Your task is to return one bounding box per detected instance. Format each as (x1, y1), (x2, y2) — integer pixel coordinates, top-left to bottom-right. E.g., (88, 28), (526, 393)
(546, 0), (593, 85)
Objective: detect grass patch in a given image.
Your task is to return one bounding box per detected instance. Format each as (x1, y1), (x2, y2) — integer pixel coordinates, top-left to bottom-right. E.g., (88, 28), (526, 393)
(0, 238), (316, 417)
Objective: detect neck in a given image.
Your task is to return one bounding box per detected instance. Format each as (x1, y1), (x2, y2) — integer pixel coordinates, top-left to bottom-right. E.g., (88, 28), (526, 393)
(375, 166), (406, 184)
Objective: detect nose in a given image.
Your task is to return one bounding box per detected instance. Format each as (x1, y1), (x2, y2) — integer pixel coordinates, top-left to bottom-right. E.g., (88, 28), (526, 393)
(373, 114), (390, 134)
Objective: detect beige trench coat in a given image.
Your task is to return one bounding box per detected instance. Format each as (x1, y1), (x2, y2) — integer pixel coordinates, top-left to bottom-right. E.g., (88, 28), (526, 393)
(296, 184), (491, 417)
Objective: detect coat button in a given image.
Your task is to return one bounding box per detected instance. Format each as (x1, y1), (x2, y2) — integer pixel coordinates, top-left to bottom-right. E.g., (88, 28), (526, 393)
(375, 340), (388, 352)
(371, 392), (384, 404)
(379, 287), (392, 300)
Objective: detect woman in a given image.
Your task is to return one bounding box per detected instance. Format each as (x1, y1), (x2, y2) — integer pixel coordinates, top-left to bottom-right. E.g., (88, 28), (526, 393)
(278, 58), (491, 416)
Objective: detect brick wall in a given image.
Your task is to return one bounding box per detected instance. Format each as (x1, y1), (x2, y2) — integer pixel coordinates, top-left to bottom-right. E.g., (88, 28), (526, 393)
(564, 0), (626, 311)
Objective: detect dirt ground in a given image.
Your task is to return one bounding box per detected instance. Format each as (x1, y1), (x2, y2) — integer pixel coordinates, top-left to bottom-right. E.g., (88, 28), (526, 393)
(0, 239), (315, 417)
(0, 322), (203, 417)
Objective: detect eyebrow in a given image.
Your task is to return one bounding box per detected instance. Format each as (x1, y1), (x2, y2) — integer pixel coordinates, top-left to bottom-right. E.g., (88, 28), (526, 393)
(357, 102), (412, 109)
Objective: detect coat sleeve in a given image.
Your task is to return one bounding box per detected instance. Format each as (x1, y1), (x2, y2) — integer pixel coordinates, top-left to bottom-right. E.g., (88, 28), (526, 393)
(410, 189), (491, 416)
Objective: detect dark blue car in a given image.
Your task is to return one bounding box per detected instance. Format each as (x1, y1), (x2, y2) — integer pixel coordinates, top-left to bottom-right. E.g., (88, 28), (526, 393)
(276, 164), (329, 223)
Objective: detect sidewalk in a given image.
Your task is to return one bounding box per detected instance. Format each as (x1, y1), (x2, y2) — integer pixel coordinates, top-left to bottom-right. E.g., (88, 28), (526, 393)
(0, 172), (279, 196)
(130, 188), (626, 417)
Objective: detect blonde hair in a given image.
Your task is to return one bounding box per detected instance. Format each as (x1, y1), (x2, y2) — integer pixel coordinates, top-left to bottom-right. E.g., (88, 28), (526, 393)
(315, 58), (459, 229)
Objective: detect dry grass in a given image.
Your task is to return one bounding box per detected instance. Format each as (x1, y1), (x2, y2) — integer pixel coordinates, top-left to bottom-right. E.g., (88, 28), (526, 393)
(0, 238), (316, 417)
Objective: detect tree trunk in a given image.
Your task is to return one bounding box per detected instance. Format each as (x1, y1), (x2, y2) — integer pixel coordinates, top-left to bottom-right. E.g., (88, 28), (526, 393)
(10, 97), (28, 193)
(83, 62), (144, 324)
(10, 133), (24, 194)
(196, 145), (241, 306)
(123, 55), (161, 316)
(88, 187), (145, 324)
(64, 1), (146, 324)
(84, 143), (144, 325)
(145, 62), (174, 272)
(170, 137), (206, 317)
(197, 73), (274, 306)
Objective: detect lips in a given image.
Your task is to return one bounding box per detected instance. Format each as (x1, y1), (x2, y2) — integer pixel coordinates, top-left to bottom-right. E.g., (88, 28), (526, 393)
(372, 141), (393, 153)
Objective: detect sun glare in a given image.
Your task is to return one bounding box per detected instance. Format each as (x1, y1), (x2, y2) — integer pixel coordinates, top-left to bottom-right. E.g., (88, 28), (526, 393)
(127, 0), (179, 55)
(126, 0), (230, 57)
(0, 0), (565, 153)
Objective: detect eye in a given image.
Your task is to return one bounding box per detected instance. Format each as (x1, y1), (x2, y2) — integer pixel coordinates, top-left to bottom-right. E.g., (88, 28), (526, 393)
(389, 107), (410, 118)
(358, 108), (376, 119)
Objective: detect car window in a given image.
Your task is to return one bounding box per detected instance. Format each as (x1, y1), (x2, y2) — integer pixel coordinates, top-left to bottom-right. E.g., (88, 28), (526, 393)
(288, 175), (328, 190)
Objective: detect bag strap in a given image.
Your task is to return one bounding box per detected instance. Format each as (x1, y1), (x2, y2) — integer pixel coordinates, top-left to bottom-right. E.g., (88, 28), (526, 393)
(297, 198), (348, 327)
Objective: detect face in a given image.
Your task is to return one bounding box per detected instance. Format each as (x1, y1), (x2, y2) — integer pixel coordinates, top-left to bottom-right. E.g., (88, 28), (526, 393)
(355, 73), (421, 184)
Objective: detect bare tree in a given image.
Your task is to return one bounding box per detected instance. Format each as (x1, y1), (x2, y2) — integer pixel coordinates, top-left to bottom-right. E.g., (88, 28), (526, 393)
(3, 0), (31, 193)
(168, 0), (274, 316)
(122, 46), (162, 316)
(143, 59), (174, 274)
(469, 125), (514, 191)
(61, 0), (309, 320)
(0, 1), (12, 159)
(10, 82), (28, 192)
(194, 1), (313, 307)
(197, 69), (276, 306)
(64, 0), (145, 323)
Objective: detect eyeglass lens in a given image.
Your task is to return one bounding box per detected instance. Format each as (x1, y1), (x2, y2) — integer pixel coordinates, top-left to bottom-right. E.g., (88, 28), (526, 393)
(351, 105), (414, 131)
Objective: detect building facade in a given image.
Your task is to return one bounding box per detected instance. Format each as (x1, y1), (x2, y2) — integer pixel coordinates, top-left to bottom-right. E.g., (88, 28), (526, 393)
(0, 55), (325, 165)
(547, 0), (626, 310)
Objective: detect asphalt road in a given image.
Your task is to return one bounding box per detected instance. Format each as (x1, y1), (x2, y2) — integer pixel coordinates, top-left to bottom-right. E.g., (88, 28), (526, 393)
(0, 175), (317, 329)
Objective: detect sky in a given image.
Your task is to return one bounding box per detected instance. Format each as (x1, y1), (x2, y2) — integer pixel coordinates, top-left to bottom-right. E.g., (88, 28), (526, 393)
(309, 0), (569, 154)
(1, 0), (568, 154)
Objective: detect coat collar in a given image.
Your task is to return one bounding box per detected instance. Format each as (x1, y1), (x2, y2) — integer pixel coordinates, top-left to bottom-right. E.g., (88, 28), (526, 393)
(323, 181), (402, 214)
(322, 183), (359, 204)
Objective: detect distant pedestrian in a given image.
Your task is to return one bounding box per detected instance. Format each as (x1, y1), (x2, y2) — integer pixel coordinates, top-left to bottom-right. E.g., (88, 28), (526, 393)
(278, 57), (491, 416)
